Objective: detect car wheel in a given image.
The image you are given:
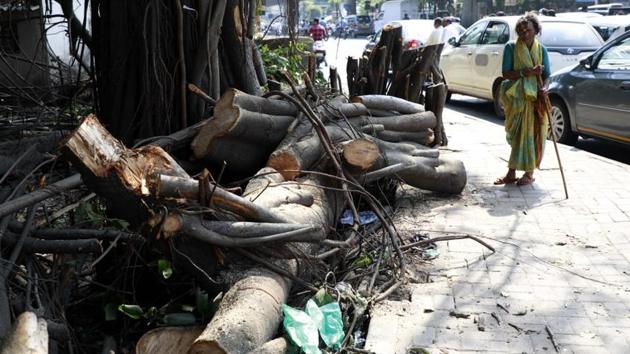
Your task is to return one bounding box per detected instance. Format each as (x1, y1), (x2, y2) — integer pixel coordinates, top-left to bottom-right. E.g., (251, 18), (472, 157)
(492, 84), (504, 118)
(549, 98), (578, 145)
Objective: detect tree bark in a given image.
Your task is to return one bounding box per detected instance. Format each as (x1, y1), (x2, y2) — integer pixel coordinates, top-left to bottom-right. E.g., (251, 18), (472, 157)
(191, 89), (297, 175)
(62, 115), (189, 224)
(190, 169), (345, 353)
(136, 327), (203, 354)
(247, 337), (288, 354)
(0, 312), (48, 354)
(345, 111), (436, 132)
(351, 95), (424, 114)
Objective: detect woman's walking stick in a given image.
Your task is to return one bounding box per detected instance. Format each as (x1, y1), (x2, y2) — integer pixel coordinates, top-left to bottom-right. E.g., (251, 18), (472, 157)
(537, 75), (569, 199)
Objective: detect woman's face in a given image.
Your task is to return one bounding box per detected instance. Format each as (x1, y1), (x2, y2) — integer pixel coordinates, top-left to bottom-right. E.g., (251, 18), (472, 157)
(516, 22), (536, 43)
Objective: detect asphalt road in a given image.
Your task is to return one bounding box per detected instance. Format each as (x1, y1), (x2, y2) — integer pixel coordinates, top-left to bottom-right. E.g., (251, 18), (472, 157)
(322, 38), (630, 166)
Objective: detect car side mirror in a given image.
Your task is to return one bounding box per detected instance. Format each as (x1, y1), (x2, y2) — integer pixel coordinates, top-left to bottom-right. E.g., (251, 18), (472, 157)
(367, 35), (374, 41)
(448, 37), (459, 46)
(580, 56), (593, 70)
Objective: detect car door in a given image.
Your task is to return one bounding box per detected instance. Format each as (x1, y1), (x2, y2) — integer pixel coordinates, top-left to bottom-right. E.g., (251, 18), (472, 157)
(470, 21), (510, 99)
(441, 21), (487, 92)
(574, 35), (630, 142)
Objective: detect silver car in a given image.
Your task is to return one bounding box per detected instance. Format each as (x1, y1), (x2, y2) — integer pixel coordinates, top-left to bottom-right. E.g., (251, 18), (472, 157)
(547, 30), (630, 145)
(441, 16), (604, 117)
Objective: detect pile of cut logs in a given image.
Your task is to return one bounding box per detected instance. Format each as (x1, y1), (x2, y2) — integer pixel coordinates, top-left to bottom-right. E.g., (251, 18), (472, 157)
(52, 73), (467, 352)
(346, 22), (448, 146)
(0, 69), (464, 352)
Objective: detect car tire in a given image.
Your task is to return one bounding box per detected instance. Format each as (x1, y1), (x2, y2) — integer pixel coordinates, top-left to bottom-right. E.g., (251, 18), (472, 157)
(549, 98), (578, 145)
(492, 83), (504, 118)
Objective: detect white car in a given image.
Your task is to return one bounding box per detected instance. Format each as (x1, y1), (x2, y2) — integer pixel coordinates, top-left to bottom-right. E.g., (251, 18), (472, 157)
(440, 16), (604, 116)
(582, 15), (630, 41)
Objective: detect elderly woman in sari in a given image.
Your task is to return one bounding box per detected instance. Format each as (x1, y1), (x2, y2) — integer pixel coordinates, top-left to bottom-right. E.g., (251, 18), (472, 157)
(494, 13), (551, 186)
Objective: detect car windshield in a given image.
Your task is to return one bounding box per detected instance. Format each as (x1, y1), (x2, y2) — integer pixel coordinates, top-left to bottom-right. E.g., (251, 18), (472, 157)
(598, 36), (630, 70)
(357, 16), (371, 24)
(539, 22), (602, 47)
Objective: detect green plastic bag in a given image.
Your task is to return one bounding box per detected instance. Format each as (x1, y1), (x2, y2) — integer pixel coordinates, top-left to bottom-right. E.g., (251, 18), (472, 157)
(305, 299), (344, 350)
(281, 304), (321, 354)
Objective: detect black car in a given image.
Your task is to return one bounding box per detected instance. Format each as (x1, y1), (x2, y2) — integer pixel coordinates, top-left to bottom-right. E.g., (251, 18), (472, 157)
(547, 30), (630, 145)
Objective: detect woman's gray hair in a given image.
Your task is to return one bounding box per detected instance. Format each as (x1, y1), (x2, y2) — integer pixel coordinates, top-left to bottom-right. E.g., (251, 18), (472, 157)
(516, 12), (541, 34)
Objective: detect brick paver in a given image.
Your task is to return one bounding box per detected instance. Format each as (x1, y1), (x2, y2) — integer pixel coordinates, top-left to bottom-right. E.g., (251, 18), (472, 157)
(365, 107), (630, 353)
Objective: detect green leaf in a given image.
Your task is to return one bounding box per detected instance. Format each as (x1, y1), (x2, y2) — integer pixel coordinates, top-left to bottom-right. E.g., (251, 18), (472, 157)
(351, 254), (373, 268)
(104, 303), (118, 321)
(162, 313), (197, 326)
(313, 288), (334, 307)
(109, 218), (130, 230)
(158, 259), (173, 279)
(118, 304), (144, 320)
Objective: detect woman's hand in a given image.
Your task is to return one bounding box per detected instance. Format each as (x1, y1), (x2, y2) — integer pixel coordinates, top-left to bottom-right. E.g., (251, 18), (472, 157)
(523, 65), (543, 77)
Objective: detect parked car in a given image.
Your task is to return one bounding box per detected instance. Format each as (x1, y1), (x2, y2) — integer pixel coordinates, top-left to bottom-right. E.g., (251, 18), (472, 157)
(348, 15), (372, 36)
(547, 30), (630, 145)
(364, 19), (435, 52)
(355, 15), (375, 36)
(582, 15), (630, 41)
(556, 12), (603, 19)
(441, 16), (604, 117)
(586, 3), (626, 16)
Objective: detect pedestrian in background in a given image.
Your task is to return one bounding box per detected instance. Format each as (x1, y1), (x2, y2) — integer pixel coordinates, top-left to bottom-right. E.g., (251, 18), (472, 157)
(308, 18), (327, 41)
(426, 17), (444, 46)
(494, 12), (551, 186)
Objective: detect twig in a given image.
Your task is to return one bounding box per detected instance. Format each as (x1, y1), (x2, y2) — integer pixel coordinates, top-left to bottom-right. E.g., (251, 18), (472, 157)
(89, 234), (121, 269)
(400, 234), (496, 253)
(0, 174), (82, 218)
(187, 83), (216, 105)
(0, 145), (37, 186)
(546, 325), (560, 353)
(2, 204), (38, 278)
(374, 279), (403, 302)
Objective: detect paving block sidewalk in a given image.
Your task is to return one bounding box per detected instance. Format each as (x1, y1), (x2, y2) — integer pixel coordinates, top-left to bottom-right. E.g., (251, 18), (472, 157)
(365, 107), (630, 354)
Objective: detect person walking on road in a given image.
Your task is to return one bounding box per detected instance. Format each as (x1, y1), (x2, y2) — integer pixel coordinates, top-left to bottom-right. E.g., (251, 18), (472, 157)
(494, 13), (551, 186)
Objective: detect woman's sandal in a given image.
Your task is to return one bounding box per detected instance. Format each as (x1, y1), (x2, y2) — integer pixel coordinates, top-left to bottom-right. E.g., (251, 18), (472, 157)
(517, 174), (535, 186)
(494, 176), (518, 185)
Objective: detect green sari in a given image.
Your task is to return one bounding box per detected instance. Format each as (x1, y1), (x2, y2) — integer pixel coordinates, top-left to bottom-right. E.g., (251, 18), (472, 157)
(500, 39), (548, 172)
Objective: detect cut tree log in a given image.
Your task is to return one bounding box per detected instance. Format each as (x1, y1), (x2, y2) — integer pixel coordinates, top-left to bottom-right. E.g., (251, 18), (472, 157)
(345, 111), (436, 132)
(341, 138), (381, 174)
(136, 327), (203, 354)
(398, 157), (466, 194)
(62, 114), (189, 224)
(351, 95), (424, 114)
(150, 174), (287, 223)
(367, 23), (402, 94)
(0, 312), (47, 354)
(191, 89), (297, 175)
(188, 264), (294, 354)
(189, 168), (345, 353)
(247, 337), (288, 354)
(427, 83), (448, 146)
(375, 130), (434, 146)
(266, 116), (315, 180)
(161, 213), (326, 247)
